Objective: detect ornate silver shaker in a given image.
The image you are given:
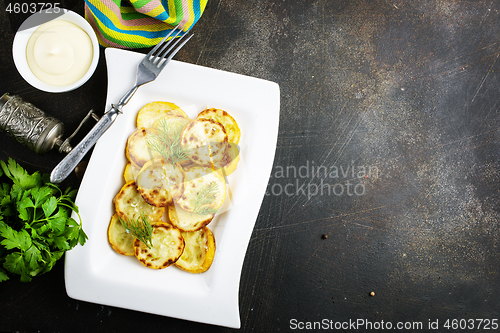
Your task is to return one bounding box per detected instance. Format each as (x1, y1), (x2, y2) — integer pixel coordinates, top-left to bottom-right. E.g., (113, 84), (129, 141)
(0, 93), (99, 156)
(0, 93), (70, 154)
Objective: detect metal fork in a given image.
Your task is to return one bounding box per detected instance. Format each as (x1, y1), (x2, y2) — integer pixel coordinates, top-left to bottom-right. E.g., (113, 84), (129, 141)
(50, 25), (193, 183)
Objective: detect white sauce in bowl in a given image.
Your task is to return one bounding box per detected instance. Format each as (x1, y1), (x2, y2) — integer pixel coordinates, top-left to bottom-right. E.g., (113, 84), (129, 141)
(26, 20), (93, 86)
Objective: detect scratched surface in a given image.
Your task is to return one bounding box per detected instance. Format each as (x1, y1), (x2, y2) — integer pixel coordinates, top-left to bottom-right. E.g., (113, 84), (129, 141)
(1, 0), (500, 332)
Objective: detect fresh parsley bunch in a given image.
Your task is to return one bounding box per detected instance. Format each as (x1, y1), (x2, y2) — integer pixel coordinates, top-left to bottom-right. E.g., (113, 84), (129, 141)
(0, 158), (87, 282)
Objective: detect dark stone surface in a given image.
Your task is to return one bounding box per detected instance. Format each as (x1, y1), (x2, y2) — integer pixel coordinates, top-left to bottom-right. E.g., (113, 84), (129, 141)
(1, 0), (500, 332)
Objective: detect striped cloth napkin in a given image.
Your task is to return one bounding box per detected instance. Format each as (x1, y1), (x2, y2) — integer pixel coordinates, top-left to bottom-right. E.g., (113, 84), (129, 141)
(83, 0), (207, 48)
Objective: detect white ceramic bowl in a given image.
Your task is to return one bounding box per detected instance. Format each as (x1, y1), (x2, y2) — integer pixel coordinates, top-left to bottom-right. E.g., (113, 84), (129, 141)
(12, 9), (100, 93)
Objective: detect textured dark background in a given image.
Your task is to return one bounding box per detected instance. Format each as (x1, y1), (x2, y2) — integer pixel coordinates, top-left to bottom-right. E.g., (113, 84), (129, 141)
(1, 0), (500, 332)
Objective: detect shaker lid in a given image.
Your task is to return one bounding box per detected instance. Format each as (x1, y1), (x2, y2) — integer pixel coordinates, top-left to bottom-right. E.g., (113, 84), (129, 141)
(0, 93), (11, 110)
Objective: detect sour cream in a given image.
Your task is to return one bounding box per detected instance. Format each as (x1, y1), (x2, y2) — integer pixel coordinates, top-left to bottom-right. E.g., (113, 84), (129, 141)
(26, 20), (93, 86)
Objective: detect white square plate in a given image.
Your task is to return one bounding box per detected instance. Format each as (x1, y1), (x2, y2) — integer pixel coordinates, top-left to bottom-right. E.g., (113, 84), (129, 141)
(64, 48), (280, 328)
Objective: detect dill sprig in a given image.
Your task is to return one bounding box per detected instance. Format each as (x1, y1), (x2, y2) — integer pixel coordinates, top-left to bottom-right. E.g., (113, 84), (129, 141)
(191, 181), (220, 215)
(119, 214), (154, 249)
(146, 118), (191, 165)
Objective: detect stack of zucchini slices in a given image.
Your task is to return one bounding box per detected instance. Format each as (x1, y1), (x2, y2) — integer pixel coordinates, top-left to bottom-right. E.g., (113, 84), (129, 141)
(108, 102), (240, 273)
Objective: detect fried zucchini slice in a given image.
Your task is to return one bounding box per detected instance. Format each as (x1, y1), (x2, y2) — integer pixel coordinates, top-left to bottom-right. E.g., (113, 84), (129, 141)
(175, 227), (216, 273)
(167, 204), (214, 232)
(114, 181), (165, 222)
(136, 158), (184, 207)
(220, 142), (240, 176)
(181, 118), (229, 169)
(136, 101), (189, 128)
(123, 162), (141, 183)
(107, 214), (135, 256)
(126, 128), (161, 169)
(133, 222), (185, 269)
(197, 108), (241, 144)
(151, 114), (191, 137)
(175, 165), (226, 214)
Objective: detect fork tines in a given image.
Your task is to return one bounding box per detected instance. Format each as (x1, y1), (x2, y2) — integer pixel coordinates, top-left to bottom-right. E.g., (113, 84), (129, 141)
(148, 23), (193, 68)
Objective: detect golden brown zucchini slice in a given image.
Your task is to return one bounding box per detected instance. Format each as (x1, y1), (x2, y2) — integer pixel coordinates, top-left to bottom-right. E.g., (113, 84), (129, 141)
(197, 108), (241, 144)
(175, 165), (226, 214)
(220, 142), (240, 176)
(107, 214), (135, 256)
(180, 118), (229, 169)
(133, 222), (185, 269)
(113, 181), (165, 222)
(136, 158), (184, 207)
(136, 101), (189, 128)
(123, 162), (141, 183)
(146, 115), (192, 165)
(167, 204), (214, 232)
(125, 128), (161, 169)
(175, 227), (216, 273)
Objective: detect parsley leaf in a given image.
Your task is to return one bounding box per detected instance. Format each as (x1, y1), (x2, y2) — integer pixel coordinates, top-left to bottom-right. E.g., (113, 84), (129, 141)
(0, 158), (87, 282)
(1, 158), (41, 190)
(0, 268), (9, 282)
(4, 252), (25, 277)
(42, 196), (58, 219)
(0, 226), (30, 251)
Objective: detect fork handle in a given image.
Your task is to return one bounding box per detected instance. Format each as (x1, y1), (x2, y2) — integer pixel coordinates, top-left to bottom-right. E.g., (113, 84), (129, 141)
(118, 86), (139, 108)
(49, 105), (121, 183)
